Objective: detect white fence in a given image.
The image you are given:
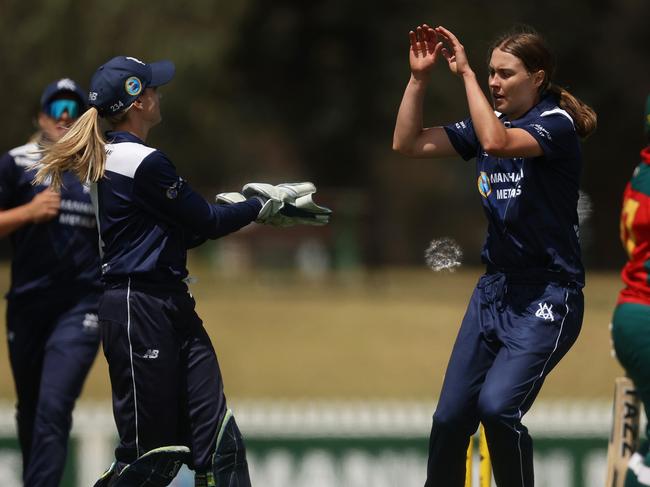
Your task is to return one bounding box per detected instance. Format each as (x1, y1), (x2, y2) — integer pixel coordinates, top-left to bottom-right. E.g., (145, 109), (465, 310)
(0, 399), (631, 487)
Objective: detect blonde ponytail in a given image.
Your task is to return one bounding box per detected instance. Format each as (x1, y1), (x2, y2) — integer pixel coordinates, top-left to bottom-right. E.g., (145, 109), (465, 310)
(34, 107), (107, 190)
(547, 84), (597, 139)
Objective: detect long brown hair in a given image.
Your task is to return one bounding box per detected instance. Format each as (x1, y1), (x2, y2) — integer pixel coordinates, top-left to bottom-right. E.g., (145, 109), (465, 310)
(490, 27), (597, 139)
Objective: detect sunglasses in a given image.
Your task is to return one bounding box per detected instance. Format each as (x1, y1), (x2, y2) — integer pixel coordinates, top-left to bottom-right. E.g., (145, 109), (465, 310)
(46, 99), (81, 120)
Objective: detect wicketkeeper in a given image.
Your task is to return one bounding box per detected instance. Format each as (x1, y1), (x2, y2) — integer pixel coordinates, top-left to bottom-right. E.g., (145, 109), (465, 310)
(34, 56), (330, 487)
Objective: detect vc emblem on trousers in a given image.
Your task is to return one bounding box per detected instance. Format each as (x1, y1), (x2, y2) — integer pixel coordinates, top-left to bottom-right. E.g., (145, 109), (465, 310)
(535, 302), (555, 321)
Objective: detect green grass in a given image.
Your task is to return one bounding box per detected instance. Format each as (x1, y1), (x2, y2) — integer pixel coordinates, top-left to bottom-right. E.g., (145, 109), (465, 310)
(0, 264), (625, 401)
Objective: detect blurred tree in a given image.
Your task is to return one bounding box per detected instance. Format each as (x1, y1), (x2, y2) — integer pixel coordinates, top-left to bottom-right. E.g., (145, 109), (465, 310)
(0, 0), (647, 267)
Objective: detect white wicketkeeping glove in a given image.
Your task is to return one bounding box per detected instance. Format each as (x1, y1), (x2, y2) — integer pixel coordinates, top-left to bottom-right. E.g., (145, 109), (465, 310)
(266, 191), (331, 226)
(216, 191), (278, 223)
(215, 192), (246, 204)
(217, 183), (332, 226)
(242, 182), (296, 223)
(242, 182), (330, 226)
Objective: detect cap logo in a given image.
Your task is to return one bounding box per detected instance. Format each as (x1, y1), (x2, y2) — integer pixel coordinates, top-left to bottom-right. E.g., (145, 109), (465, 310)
(125, 76), (142, 96)
(57, 78), (77, 91)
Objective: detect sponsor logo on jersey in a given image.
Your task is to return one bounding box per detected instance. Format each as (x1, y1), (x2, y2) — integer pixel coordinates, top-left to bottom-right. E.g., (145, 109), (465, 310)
(535, 302), (555, 321)
(59, 209), (96, 228)
(529, 123), (552, 141)
(143, 349), (159, 359)
(489, 169), (523, 184)
(125, 76), (143, 96)
(477, 172), (491, 198)
(488, 168), (524, 200)
(83, 313), (99, 333)
(60, 199), (94, 214)
(496, 187), (522, 200)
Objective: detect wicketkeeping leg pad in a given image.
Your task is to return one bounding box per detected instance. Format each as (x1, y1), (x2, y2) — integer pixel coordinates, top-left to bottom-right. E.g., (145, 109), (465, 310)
(94, 446), (191, 487)
(212, 409), (251, 487)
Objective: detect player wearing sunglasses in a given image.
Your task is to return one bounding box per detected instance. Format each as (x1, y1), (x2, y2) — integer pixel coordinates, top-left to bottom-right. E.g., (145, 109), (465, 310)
(0, 78), (101, 487)
(38, 82), (84, 142)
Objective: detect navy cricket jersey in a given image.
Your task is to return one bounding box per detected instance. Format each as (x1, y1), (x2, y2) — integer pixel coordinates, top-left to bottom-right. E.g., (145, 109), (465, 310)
(444, 94), (584, 284)
(0, 142), (101, 298)
(92, 131), (261, 286)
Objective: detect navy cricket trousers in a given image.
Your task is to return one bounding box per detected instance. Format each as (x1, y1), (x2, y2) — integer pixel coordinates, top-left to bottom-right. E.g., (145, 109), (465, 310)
(424, 272), (583, 487)
(7, 291), (100, 487)
(99, 281), (228, 471)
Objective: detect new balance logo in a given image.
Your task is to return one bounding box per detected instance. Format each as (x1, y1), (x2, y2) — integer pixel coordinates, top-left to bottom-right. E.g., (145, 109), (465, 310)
(143, 349), (159, 359)
(83, 313), (99, 332)
(535, 302), (554, 321)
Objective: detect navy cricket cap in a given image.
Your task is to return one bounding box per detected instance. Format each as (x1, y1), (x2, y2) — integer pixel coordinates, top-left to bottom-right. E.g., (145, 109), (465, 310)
(40, 78), (87, 111)
(88, 56), (175, 116)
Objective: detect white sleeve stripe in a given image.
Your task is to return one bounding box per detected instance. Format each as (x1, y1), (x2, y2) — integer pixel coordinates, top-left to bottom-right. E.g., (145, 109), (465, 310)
(8, 143), (40, 168)
(540, 108), (575, 126)
(105, 142), (157, 179)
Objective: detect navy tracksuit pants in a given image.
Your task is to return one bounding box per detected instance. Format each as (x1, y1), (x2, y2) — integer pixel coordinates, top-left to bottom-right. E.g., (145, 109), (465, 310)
(99, 281), (228, 471)
(7, 291), (100, 487)
(425, 272), (583, 487)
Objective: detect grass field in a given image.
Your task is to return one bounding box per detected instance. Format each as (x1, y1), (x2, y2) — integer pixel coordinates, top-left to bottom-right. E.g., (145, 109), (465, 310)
(0, 263), (626, 401)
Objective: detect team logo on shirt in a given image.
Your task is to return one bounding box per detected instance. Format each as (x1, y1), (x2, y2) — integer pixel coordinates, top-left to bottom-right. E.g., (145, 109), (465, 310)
(166, 177), (186, 199)
(477, 172), (491, 198)
(125, 76), (143, 96)
(535, 302), (555, 321)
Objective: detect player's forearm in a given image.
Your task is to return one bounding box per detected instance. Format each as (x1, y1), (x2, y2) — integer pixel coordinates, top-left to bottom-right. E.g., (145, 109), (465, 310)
(209, 199), (261, 238)
(393, 75), (430, 155)
(462, 71), (508, 153)
(164, 190), (261, 241)
(0, 204), (36, 238)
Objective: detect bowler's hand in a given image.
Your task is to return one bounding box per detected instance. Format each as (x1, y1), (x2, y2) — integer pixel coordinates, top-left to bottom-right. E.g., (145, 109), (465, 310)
(435, 26), (472, 77)
(409, 24), (443, 80)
